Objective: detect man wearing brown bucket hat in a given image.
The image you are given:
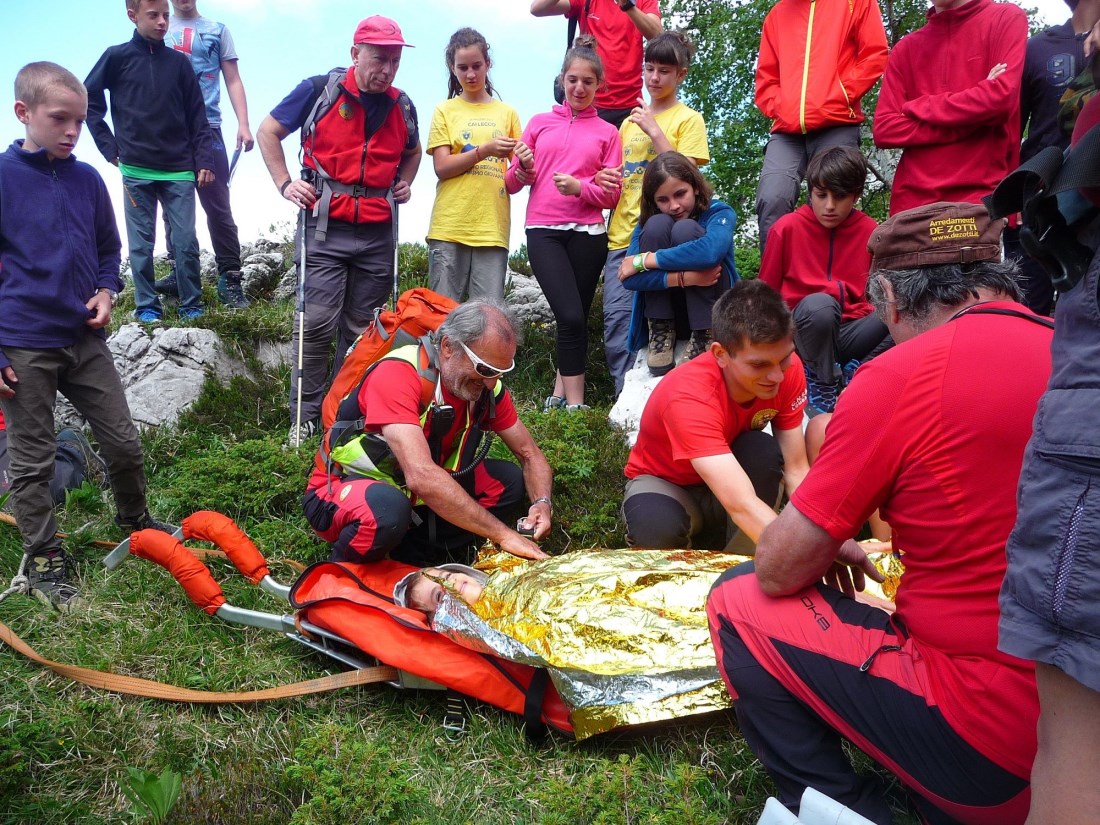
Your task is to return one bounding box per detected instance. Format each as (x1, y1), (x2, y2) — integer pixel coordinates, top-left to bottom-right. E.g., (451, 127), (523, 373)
(707, 201), (1053, 824)
(257, 16), (422, 446)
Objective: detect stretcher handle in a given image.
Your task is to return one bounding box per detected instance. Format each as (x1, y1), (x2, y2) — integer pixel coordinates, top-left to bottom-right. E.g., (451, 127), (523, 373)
(183, 511), (270, 585)
(130, 529), (227, 616)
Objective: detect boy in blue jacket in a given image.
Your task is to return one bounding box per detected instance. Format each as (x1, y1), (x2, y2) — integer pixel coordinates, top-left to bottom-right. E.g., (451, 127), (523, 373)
(85, 0), (214, 323)
(0, 62), (171, 612)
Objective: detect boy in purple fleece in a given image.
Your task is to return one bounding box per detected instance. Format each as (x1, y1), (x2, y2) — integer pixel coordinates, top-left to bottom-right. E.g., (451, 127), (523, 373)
(0, 61), (170, 613)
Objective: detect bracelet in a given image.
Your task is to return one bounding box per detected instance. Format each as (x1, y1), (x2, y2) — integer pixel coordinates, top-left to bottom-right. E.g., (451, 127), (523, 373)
(279, 179), (293, 196)
(532, 496), (552, 513)
(632, 253), (647, 272)
(474, 145), (482, 162)
(677, 271), (686, 289)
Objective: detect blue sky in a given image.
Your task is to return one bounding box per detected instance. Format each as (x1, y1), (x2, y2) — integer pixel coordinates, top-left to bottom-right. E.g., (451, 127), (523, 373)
(0, 0), (1068, 254)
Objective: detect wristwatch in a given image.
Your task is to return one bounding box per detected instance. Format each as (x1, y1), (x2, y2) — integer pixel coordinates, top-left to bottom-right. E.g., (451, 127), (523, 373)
(98, 287), (119, 307)
(619, 0), (636, 10)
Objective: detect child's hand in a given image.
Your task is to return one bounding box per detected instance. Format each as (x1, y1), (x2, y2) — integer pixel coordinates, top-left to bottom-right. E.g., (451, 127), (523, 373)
(986, 62), (1007, 81)
(85, 290), (113, 330)
(514, 141), (534, 170)
(595, 166), (623, 193)
(0, 365), (17, 399)
(629, 97), (659, 135)
(481, 136), (518, 159)
(684, 266), (722, 287)
(552, 172), (581, 196)
(197, 169), (215, 188)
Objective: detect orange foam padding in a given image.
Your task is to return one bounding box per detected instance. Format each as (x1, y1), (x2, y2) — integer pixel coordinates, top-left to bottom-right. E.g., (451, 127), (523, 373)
(130, 529), (227, 616)
(182, 511), (270, 585)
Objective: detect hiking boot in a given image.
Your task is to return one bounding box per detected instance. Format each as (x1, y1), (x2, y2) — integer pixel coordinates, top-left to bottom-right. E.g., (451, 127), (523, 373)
(841, 358), (861, 387)
(542, 395), (565, 413)
(26, 550), (86, 613)
(116, 510), (176, 536)
(646, 320), (676, 376)
(56, 427), (109, 488)
(805, 366), (841, 417)
(133, 307), (162, 324)
(154, 271), (179, 297)
(217, 270), (250, 310)
(680, 329), (711, 365)
(286, 419), (320, 447)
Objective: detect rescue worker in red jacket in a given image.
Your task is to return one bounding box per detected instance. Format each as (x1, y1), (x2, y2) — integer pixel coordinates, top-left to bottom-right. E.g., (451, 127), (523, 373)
(754, 0), (888, 251)
(257, 16), (423, 445)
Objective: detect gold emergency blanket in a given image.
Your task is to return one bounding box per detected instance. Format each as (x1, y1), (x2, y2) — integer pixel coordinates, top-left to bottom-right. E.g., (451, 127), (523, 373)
(430, 548), (742, 739)
(431, 546), (902, 739)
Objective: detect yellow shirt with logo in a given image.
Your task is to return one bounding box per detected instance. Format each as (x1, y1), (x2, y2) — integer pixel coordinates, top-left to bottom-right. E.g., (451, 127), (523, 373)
(606, 102), (710, 250)
(426, 97), (522, 249)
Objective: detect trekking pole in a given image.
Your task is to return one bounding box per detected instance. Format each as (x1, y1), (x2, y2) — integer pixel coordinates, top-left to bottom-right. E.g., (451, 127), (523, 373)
(390, 181), (400, 312)
(293, 205), (308, 447)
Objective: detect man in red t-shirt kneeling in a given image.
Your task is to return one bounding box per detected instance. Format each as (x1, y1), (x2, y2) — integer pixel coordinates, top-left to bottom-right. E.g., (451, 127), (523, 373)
(304, 300), (552, 568)
(708, 202), (1048, 824)
(622, 279), (810, 553)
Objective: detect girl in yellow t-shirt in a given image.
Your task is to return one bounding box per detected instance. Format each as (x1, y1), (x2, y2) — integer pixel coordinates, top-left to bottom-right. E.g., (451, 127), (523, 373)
(426, 28), (525, 302)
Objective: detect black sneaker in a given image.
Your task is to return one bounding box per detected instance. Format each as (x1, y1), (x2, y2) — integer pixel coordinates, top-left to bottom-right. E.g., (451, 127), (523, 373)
(116, 511), (176, 535)
(56, 427), (109, 488)
(154, 271), (179, 297)
(217, 270), (250, 310)
(805, 365), (841, 417)
(26, 550), (85, 613)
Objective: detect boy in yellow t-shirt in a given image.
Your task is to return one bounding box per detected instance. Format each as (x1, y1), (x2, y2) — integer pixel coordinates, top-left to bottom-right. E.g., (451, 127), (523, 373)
(603, 31), (709, 396)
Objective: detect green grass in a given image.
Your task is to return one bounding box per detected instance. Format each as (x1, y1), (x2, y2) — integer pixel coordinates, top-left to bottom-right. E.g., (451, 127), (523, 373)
(0, 243), (912, 824)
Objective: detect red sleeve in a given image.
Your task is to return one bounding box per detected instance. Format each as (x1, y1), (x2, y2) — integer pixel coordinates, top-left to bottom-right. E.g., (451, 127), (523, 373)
(773, 356), (807, 430)
(872, 41), (968, 148)
(360, 360), (424, 430)
(757, 221), (785, 292)
(900, 8), (1027, 129)
(844, 0), (889, 101)
(662, 396), (734, 462)
(491, 389), (519, 433)
(637, 0), (661, 17)
(755, 17), (780, 118)
(791, 358), (906, 540)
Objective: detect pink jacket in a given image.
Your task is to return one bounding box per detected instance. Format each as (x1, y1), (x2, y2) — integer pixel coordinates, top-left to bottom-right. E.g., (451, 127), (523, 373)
(506, 104), (621, 226)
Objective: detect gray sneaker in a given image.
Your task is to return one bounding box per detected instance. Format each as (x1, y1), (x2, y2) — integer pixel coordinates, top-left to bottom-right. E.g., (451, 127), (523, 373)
(56, 427), (109, 488)
(217, 270), (250, 310)
(646, 320), (676, 376)
(286, 419), (320, 448)
(26, 550), (86, 613)
(116, 511), (176, 535)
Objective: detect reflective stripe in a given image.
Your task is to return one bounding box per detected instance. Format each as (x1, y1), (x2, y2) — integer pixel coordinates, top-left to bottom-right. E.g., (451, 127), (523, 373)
(799, 0), (817, 135)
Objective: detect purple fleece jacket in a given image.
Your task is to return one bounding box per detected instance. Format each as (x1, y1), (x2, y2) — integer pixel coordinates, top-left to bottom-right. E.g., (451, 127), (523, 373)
(0, 141), (122, 370)
(506, 104), (621, 226)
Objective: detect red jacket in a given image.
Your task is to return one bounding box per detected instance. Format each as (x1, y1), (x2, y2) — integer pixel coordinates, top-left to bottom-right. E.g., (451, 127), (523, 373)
(758, 204), (877, 322)
(303, 70), (410, 225)
(872, 0), (1027, 214)
(755, 0), (889, 134)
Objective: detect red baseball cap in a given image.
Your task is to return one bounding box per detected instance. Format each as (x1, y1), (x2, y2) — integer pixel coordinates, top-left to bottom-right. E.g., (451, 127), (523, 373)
(353, 16), (413, 48)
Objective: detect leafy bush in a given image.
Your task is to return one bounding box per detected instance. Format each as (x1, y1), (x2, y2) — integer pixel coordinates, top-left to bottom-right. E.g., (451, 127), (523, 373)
(509, 243), (533, 277)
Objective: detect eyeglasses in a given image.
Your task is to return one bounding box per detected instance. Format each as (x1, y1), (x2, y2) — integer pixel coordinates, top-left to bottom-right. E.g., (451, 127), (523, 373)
(457, 340), (515, 379)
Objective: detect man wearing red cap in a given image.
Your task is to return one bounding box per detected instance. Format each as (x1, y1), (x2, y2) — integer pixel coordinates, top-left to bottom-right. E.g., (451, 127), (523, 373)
(257, 16), (422, 445)
(708, 202), (1049, 824)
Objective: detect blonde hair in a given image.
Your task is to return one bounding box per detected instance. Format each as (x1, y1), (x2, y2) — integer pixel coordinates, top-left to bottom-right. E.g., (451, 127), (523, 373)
(14, 62), (86, 108)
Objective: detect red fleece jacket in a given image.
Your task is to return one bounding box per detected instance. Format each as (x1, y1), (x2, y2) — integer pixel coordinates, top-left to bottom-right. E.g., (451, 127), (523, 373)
(758, 204), (877, 322)
(872, 0), (1027, 214)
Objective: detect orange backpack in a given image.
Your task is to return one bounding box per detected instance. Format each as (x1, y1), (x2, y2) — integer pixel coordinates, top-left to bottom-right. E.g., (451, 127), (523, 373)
(320, 287), (459, 431)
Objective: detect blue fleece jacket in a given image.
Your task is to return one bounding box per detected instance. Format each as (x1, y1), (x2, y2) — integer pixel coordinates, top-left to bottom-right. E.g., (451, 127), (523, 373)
(0, 141), (122, 368)
(623, 199), (739, 350)
(85, 29), (213, 172)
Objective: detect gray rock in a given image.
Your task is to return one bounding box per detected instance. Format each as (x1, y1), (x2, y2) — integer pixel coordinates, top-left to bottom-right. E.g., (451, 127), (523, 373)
(56, 324), (252, 430)
(608, 341), (692, 446)
(506, 270), (553, 327)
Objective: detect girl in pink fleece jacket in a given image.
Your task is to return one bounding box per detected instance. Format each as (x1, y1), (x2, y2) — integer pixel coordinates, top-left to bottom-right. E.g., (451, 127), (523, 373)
(506, 35), (622, 411)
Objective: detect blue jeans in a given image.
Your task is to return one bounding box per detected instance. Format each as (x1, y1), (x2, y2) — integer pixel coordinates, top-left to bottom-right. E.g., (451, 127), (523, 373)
(163, 127), (242, 275)
(122, 176), (202, 313)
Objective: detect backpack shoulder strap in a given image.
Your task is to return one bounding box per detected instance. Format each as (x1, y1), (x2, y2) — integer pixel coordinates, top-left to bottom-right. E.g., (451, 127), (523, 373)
(299, 67), (348, 146)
